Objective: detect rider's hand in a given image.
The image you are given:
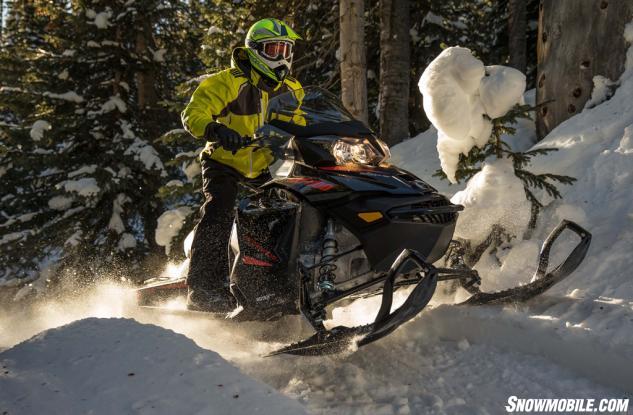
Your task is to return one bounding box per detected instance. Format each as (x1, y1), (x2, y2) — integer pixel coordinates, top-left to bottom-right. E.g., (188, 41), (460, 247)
(204, 122), (247, 154)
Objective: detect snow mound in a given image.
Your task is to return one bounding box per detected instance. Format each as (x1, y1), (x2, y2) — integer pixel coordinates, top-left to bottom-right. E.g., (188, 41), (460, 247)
(525, 53), (633, 300)
(0, 318), (306, 415)
(419, 46), (525, 183)
(450, 158), (531, 244)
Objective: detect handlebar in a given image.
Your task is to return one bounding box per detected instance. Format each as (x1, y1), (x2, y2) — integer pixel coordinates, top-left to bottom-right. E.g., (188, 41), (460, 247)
(226, 134), (291, 159)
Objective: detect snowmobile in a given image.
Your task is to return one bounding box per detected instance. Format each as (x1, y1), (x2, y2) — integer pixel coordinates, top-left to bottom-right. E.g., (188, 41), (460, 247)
(136, 87), (592, 356)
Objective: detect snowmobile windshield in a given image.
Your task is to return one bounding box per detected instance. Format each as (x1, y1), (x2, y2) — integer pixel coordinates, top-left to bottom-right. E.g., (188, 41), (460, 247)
(266, 86), (373, 138)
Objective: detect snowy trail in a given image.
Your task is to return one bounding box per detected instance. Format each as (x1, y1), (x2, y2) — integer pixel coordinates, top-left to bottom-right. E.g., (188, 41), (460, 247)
(1, 284), (631, 414)
(131, 298), (631, 414)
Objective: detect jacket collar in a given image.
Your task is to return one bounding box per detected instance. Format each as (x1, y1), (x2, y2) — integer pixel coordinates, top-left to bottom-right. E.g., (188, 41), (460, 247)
(231, 47), (281, 93)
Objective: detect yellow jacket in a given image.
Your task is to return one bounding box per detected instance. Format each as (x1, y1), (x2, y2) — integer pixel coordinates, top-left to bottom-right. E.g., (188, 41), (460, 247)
(181, 48), (303, 178)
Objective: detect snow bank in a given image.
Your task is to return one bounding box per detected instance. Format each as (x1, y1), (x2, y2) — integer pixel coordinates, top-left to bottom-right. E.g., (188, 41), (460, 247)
(155, 207), (193, 255)
(419, 47), (525, 182)
(0, 318), (306, 415)
(524, 59), (633, 301)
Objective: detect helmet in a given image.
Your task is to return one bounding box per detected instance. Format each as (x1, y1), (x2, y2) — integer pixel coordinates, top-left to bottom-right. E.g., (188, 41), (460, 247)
(245, 18), (302, 84)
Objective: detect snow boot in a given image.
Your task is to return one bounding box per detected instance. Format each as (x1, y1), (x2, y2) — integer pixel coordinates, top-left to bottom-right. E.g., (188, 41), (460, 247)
(187, 287), (235, 313)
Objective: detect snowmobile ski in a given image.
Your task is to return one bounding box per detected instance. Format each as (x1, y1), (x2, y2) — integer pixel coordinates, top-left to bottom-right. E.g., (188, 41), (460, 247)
(267, 249), (438, 356)
(460, 220), (591, 305)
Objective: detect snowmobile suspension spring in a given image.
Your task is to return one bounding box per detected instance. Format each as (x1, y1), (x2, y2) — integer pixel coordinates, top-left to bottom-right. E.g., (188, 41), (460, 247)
(318, 219), (338, 291)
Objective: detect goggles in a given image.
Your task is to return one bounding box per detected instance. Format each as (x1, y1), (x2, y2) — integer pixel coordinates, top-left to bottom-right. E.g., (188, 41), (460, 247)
(260, 40), (293, 60)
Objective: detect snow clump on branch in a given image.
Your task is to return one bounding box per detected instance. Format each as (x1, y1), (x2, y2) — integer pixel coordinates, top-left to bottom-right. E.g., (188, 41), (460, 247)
(419, 46), (526, 183)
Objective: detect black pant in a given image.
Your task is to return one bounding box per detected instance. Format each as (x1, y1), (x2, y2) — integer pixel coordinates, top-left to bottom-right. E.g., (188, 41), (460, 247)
(186, 158), (269, 298)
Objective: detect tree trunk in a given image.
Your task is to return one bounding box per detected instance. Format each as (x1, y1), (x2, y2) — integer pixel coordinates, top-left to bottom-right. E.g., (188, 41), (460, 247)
(339, 0), (368, 123)
(536, 0), (633, 139)
(135, 18), (158, 109)
(1, 0), (4, 42)
(379, 0), (410, 146)
(508, 0), (527, 73)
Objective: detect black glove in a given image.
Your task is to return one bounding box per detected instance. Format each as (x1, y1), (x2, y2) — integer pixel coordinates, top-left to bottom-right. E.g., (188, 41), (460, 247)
(204, 122), (247, 154)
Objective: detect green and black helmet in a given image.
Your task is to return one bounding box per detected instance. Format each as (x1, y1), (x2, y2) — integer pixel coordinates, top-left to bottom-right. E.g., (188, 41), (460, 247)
(244, 18), (302, 84)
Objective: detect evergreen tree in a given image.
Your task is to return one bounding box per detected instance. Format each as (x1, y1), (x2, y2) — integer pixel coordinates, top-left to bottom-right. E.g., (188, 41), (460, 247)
(0, 0), (200, 292)
(433, 104), (576, 234)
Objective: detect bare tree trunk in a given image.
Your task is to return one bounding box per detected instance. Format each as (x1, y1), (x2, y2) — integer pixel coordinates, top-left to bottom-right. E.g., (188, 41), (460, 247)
(508, 0), (527, 73)
(135, 18), (158, 109)
(379, 0), (410, 146)
(339, 0), (368, 123)
(536, 0), (633, 139)
(1, 0), (4, 42)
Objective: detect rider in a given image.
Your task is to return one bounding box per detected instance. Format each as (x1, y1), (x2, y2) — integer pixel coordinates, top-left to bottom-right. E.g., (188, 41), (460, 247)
(181, 18), (303, 311)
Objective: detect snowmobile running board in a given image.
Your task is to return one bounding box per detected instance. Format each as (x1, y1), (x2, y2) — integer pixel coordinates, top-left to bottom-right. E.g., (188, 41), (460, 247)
(268, 220), (591, 357)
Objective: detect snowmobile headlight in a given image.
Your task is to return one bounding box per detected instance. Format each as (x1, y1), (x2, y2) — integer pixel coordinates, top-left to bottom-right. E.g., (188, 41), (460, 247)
(375, 138), (391, 161)
(332, 138), (383, 165)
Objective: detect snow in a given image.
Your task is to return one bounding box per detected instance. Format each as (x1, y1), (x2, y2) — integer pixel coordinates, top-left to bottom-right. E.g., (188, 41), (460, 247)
(65, 230), (82, 247)
(48, 195), (73, 211)
(43, 91), (84, 103)
(166, 179), (184, 187)
(124, 137), (166, 176)
(60, 178), (101, 197)
(208, 25), (222, 35)
(108, 194), (130, 234)
(183, 159), (201, 181)
(117, 233), (137, 251)
(584, 75), (614, 109)
(450, 158), (531, 243)
(0, 318), (306, 415)
(93, 11), (112, 29)
(419, 47), (525, 182)
(479, 65), (526, 118)
(390, 127), (463, 196)
(155, 207), (193, 255)
(102, 95), (127, 113)
(423, 11), (444, 27)
(390, 89), (536, 198)
(0, 284), (627, 414)
(625, 21), (633, 73)
(29, 120), (51, 141)
(67, 164), (97, 178)
(152, 48), (167, 62)
(0, 231), (28, 246)
(2, 23), (633, 415)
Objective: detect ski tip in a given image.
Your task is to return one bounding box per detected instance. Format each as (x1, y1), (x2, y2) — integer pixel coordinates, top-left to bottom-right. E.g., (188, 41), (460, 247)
(265, 327), (365, 357)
